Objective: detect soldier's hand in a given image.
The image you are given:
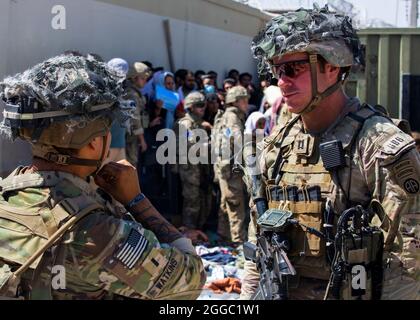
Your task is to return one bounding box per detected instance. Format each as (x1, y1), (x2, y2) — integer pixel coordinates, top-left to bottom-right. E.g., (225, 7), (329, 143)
(140, 139), (148, 153)
(179, 227), (209, 244)
(150, 117), (162, 127)
(94, 160), (141, 205)
(201, 121), (213, 131)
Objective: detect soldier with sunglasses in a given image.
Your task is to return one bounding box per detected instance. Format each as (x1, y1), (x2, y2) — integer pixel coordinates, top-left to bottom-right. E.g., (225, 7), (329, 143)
(241, 5), (420, 300)
(174, 92), (212, 231)
(213, 86), (250, 243)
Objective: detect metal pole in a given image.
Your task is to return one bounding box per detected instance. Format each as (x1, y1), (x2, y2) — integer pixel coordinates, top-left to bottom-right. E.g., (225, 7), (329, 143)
(163, 19), (175, 72)
(410, 0), (418, 27)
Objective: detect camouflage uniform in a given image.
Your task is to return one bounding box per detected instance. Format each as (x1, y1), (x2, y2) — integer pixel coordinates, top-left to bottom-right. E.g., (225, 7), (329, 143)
(125, 63), (151, 167)
(213, 87), (249, 243)
(0, 55), (205, 300)
(174, 92), (211, 229)
(0, 168), (205, 299)
(242, 99), (420, 299)
(241, 5), (420, 300)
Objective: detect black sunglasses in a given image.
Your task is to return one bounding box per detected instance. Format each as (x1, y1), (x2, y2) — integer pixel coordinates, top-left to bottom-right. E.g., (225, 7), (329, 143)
(193, 103), (206, 108)
(271, 59), (310, 79)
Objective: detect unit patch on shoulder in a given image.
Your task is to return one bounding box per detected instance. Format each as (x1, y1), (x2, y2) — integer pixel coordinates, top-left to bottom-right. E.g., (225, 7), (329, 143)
(404, 179), (420, 194)
(392, 159), (420, 194)
(381, 132), (410, 155)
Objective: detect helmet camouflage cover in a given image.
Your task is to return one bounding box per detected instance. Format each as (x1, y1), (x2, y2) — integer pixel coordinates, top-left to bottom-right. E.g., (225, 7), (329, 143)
(184, 91), (206, 109)
(225, 86), (250, 105)
(251, 4), (363, 77)
(127, 62), (152, 80)
(0, 54), (133, 149)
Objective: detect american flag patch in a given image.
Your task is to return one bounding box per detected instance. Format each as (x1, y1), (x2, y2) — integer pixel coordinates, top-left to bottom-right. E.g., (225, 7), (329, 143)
(115, 229), (149, 269)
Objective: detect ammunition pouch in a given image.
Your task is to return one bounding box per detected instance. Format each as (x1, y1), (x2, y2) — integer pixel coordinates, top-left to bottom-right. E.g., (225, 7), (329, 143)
(266, 184), (325, 258)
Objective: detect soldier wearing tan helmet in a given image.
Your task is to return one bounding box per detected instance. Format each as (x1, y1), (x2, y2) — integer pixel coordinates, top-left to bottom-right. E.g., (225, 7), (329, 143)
(125, 62), (152, 167)
(174, 92), (212, 230)
(241, 4), (420, 300)
(212, 86), (250, 243)
(0, 55), (206, 299)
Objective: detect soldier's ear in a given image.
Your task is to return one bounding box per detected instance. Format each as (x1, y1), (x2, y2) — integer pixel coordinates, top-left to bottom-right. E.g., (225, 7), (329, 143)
(86, 136), (104, 153)
(325, 64), (340, 81)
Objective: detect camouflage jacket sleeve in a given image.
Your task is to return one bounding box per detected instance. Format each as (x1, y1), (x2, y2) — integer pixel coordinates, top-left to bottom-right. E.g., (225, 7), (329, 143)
(225, 111), (244, 140)
(65, 211), (206, 299)
(224, 111), (245, 163)
(177, 118), (196, 148)
(124, 89), (144, 136)
(357, 116), (420, 256)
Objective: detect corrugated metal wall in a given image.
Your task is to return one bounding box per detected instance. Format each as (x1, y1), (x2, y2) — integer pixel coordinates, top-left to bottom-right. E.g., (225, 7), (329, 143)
(346, 28), (420, 131)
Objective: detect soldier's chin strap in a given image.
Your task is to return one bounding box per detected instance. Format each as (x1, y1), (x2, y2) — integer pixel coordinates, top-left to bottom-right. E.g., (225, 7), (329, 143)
(32, 135), (109, 173)
(297, 54), (344, 116)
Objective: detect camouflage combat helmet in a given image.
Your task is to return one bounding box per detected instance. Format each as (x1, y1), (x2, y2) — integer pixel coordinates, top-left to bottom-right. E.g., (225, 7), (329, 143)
(184, 91), (206, 109)
(127, 62), (152, 80)
(251, 4), (363, 114)
(0, 54), (133, 167)
(225, 86), (250, 105)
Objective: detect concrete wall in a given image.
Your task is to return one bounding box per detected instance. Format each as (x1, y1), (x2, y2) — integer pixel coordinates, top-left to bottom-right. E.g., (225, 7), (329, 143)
(0, 0), (270, 177)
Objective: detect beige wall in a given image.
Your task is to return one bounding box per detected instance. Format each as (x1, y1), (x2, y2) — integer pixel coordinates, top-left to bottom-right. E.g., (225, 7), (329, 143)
(98, 0), (270, 37)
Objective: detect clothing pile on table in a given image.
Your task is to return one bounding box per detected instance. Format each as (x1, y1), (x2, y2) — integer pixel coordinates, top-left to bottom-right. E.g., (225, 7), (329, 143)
(195, 244), (246, 300)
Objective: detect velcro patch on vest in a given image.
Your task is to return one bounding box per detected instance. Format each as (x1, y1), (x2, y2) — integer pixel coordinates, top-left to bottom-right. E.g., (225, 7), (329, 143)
(293, 133), (309, 155)
(114, 228), (149, 269)
(142, 250), (168, 275)
(381, 132), (410, 155)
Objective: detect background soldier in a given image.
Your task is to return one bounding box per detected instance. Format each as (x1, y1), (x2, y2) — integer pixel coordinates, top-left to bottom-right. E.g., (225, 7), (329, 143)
(125, 62), (151, 167)
(0, 55), (205, 299)
(174, 92), (212, 230)
(213, 86), (249, 243)
(241, 5), (420, 299)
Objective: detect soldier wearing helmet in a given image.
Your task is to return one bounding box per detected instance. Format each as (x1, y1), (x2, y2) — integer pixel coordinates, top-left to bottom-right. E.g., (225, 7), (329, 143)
(0, 55), (205, 299)
(125, 62), (151, 167)
(241, 5), (420, 300)
(173, 92), (212, 230)
(212, 86), (250, 243)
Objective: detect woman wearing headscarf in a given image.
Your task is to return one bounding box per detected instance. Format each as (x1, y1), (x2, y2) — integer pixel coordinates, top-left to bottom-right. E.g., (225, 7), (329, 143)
(245, 111), (267, 138)
(154, 71), (179, 129)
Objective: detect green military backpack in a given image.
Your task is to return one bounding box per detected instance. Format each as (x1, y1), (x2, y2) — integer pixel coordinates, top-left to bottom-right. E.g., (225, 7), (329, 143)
(0, 170), (102, 299)
(211, 109), (226, 159)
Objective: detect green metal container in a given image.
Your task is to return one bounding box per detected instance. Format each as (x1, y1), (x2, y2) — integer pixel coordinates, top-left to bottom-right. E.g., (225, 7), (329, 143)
(345, 28), (420, 131)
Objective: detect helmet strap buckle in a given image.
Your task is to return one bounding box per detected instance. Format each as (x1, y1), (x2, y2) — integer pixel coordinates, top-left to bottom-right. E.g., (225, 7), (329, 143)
(46, 153), (71, 165)
(298, 54), (342, 115)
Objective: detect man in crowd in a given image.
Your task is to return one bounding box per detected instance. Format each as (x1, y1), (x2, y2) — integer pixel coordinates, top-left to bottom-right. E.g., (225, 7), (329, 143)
(212, 86), (250, 243)
(125, 62), (151, 167)
(174, 92), (212, 231)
